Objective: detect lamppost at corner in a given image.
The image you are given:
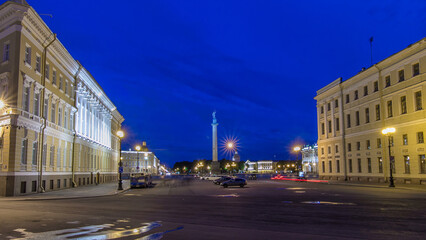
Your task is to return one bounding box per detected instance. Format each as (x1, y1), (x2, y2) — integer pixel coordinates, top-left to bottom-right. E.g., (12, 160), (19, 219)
(293, 146), (301, 171)
(116, 130), (125, 190)
(135, 145), (141, 173)
(382, 127), (396, 187)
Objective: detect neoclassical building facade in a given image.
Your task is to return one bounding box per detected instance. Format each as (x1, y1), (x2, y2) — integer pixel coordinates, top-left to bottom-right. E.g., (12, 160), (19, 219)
(0, 0), (124, 196)
(315, 38), (425, 184)
(121, 142), (160, 178)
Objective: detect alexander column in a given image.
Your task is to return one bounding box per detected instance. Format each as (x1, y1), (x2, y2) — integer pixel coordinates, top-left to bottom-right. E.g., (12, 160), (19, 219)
(211, 111), (220, 173)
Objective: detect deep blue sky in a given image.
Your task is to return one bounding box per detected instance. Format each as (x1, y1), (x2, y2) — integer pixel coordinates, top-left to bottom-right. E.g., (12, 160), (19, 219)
(28, 0), (425, 167)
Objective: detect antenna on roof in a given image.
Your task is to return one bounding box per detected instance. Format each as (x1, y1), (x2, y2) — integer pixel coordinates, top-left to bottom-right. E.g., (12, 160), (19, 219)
(369, 36), (374, 66)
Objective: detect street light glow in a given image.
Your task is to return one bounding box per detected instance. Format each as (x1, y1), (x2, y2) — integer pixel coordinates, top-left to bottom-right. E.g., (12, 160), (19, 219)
(382, 127), (396, 135)
(116, 130), (124, 138)
(0, 100), (5, 109)
(135, 145), (141, 151)
(294, 146), (301, 152)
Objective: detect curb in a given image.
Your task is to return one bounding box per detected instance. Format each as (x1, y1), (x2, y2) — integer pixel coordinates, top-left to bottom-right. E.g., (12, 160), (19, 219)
(326, 181), (426, 192)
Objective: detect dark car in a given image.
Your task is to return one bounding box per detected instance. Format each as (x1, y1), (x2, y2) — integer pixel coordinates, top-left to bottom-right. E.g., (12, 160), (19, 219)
(221, 178), (247, 188)
(213, 176), (232, 185)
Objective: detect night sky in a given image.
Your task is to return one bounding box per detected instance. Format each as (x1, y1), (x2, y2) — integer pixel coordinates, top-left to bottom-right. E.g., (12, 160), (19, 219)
(27, 0), (425, 167)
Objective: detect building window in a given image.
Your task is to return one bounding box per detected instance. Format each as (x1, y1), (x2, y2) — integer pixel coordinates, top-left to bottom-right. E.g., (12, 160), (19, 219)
(366, 140), (371, 150)
(32, 181), (37, 192)
(417, 132), (424, 144)
(57, 147), (61, 168)
(374, 81), (378, 92)
(58, 107), (62, 126)
(336, 160), (340, 173)
(328, 146), (331, 154)
(64, 109), (68, 129)
(35, 56), (41, 72)
(59, 76), (63, 90)
(348, 143), (352, 152)
(51, 102), (56, 123)
(33, 92), (40, 116)
(357, 158), (362, 173)
(356, 142), (361, 151)
(327, 102), (331, 111)
(3, 43), (10, 61)
(23, 86), (30, 112)
(57, 179), (61, 188)
(367, 158), (372, 173)
(355, 111), (360, 126)
(403, 134), (408, 145)
(320, 106), (324, 114)
(375, 104), (380, 121)
(404, 156), (410, 174)
(321, 148), (324, 155)
(335, 118), (340, 131)
(335, 145), (339, 153)
(365, 108), (370, 123)
(21, 139), (28, 164)
(49, 145), (55, 166)
(322, 161), (325, 173)
(413, 63), (420, 77)
(364, 86), (368, 96)
(415, 91), (422, 111)
(387, 100), (393, 117)
(42, 144), (47, 166)
(347, 114), (351, 128)
(378, 157), (383, 173)
(335, 99), (338, 108)
(377, 138), (382, 148)
(52, 70), (57, 85)
(321, 123), (325, 135)
(354, 90), (358, 100)
(401, 96), (407, 114)
(25, 46), (31, 64)
(420, 155), (426, 174)
(329, 161), (332, 173)
(349, 159), (353, 173)
(328, 120), (332, 133)
(398, 69), (405, 82)
(20, 182), (26, 194)
(31, 141), (38, 165)
(346, 94), (350, 104)
(45, 63), (50, 80)
(385, 76), (391, 87)
(65, 80), (68, 95)
(50, 180), (54, 189)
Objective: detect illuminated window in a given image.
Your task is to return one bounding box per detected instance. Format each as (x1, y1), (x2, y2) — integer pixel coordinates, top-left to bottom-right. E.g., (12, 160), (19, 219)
(401, 96), (407, 114)
(404, 156), (410, 174)
(378, 157), (383, 173)
(413, 63), (420, 77)
(398, 70), (405, 82)
(402, 134), (408, 145)
(420, 155), (426, 174)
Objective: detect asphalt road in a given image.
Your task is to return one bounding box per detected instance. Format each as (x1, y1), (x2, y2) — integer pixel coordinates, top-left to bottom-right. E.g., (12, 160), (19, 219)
(1, 179), (426, 239)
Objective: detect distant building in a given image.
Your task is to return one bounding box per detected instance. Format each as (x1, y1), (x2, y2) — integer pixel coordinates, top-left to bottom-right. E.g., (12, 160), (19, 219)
(315, 38), (425, 184)
(244, 160), (299, 173)
(0, 1), (124, 196)
(121, 142), (160, 177)
(232, 151), (240, 162)
(302, 144), (318, 173)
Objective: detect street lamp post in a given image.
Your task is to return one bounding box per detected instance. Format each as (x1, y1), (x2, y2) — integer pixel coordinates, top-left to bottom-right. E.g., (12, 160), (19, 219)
(117, 130), (124, 190)
(293, 146), (301, 172)
(135, 145), (141, 173)
(382, 127), (396, 187)
(231, 162), (236, 174)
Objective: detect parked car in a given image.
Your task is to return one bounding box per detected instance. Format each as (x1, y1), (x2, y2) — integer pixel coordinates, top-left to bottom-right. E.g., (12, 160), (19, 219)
(130, 173), (153, 188)
(221, 178), (247, 188)
(213, 176), (232, 185)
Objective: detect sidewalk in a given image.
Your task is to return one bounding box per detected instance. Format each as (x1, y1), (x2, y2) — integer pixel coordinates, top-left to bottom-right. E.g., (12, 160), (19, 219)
(3, 180), (130, 201)
(326, 180), (426, 192)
